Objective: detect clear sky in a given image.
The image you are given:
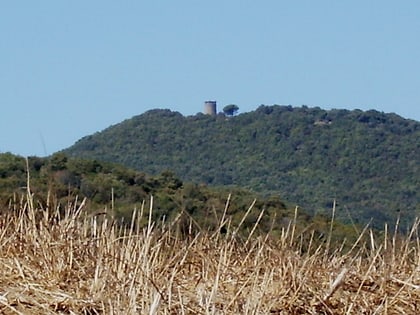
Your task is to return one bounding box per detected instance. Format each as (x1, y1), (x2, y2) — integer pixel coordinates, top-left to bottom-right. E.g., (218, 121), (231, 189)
(1, 1), (419, 157)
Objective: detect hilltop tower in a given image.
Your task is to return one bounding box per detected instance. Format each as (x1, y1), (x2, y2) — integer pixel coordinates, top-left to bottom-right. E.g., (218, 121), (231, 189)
(204, 101), (217, 115)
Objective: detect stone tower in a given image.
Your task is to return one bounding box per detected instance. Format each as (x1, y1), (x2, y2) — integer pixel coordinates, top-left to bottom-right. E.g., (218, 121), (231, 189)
(204, 101), (217, 115)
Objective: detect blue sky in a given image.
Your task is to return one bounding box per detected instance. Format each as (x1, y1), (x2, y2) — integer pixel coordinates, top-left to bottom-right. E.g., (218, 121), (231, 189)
(1, 1), (419, 157)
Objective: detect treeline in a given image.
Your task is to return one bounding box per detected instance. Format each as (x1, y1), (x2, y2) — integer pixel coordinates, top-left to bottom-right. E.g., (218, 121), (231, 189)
(2, 152), (354, 242)
(63, 105), (420, 228)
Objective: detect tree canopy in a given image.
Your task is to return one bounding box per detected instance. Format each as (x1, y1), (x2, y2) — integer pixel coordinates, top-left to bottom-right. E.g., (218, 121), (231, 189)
(63, 105), (420, 228)
(0, 152), (354, 241)
(223, 104), (239, 116)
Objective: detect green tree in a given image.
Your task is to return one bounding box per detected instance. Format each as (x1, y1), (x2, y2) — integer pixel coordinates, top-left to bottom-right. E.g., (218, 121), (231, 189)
(223, 104), (239, 116)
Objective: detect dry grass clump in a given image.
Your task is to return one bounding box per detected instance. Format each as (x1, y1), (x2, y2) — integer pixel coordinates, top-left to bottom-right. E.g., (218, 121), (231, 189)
(0, 194), (419, 314)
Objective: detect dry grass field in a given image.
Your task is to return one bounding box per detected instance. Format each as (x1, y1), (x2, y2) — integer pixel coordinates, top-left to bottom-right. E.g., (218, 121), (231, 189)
(0, 193), (419, 314)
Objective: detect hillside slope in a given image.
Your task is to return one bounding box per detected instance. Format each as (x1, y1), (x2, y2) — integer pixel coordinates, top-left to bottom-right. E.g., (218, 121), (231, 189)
(64, 105), (420, 226)
(0, 153), (303, 236)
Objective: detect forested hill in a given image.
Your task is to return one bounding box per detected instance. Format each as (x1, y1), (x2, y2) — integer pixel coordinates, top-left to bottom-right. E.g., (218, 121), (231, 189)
(64, 105), (420, 227)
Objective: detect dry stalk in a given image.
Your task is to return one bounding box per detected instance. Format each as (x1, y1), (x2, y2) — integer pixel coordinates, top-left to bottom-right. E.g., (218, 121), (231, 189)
(0, 193), (419, 314)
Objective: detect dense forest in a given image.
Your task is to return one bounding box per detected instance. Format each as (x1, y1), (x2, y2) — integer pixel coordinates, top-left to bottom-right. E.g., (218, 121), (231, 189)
(64, 105), (419, 228)
(0, 152), (358, 244)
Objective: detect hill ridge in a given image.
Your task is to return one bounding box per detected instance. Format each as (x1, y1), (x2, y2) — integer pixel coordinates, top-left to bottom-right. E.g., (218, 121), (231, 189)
(64, 104), (420, 227)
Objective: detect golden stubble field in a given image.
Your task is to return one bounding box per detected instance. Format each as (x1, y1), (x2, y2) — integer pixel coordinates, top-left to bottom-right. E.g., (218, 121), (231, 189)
(0, 194), (419, 314)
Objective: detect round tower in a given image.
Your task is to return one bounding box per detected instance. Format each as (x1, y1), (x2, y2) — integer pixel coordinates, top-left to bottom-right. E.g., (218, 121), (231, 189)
(204, 101), (217, 115)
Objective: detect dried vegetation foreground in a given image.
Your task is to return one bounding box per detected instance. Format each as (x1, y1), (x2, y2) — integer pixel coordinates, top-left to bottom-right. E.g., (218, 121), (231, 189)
(0, 194), (419, 314)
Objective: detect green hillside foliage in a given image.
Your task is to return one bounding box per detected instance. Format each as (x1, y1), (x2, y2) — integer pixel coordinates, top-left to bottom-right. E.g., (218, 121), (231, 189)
(1, 153), (355, 245)
(63, 105), (420, 228)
